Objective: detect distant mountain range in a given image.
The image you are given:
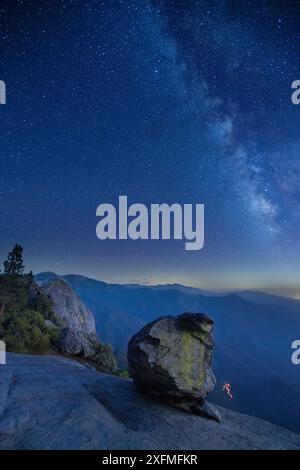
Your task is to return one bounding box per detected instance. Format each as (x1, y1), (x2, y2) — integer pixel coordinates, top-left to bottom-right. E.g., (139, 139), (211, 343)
(123, 282), (220, 296)
(35, 272), (300, 434)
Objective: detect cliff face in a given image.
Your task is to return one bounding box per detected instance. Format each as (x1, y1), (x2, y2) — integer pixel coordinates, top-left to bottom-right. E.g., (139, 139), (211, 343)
(43, 279), (98, 357)
(0, 353), (299, 450)
(44, 279), (96, 336)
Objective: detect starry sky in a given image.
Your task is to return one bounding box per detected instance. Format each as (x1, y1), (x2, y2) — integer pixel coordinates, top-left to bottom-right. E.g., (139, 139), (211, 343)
(0, 0), (300, 296)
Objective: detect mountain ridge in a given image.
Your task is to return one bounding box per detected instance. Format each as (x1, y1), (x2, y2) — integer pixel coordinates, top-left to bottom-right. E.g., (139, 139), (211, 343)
(36, 272), (300, 303)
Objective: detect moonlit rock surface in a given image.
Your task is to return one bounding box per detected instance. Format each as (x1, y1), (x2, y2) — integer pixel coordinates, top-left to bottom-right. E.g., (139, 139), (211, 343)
(43, 279), (98, 356)
(0, 354), (299, 450)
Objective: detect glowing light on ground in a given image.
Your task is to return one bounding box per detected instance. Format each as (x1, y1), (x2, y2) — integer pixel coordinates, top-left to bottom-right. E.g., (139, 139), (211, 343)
(222, 381), (233, 399)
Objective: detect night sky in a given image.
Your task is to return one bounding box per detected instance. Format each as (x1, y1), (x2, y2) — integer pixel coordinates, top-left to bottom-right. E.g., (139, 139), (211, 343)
(1, 0), (300, 296)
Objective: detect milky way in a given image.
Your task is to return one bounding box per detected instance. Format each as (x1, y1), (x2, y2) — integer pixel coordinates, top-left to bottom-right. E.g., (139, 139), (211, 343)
(0, 0), (299, 295)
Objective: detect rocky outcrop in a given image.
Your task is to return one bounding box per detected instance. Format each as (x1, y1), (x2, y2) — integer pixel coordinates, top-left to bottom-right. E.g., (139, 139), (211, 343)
(0, 353), (299, 450)
(43, 279), (98, 357)
(128, 313), (220, 421)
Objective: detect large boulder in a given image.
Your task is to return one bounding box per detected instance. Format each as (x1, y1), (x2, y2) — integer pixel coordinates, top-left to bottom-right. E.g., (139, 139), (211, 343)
(128, 313), (220, 421)
(43, 279), (98, 357)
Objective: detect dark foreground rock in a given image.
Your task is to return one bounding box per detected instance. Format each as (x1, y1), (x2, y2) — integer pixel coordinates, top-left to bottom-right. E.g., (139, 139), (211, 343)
(128, 313), (219, 420)
(0, 354), (299, 450)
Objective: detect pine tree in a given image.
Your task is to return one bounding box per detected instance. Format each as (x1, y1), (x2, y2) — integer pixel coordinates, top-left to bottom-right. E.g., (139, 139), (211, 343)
(3, 244), (25, 276)
(27, 270), (34, 285)
(0, 277), (10, 315)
